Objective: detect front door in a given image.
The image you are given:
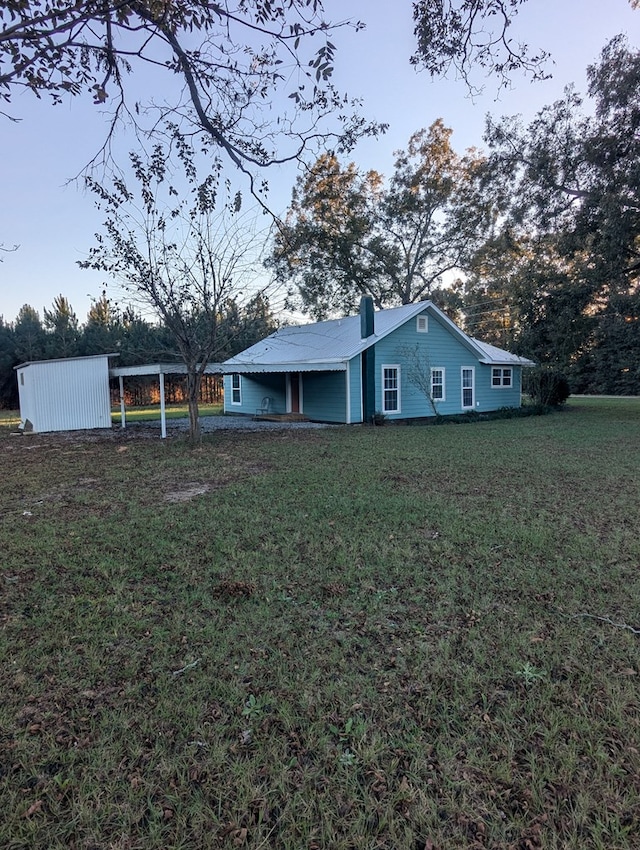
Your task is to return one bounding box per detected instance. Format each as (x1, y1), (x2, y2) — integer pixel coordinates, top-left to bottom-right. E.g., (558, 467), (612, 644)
(288, 372), (301, 413)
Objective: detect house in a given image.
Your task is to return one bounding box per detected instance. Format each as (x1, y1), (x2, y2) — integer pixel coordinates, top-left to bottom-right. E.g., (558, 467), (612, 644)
(222, 299), (535, 423)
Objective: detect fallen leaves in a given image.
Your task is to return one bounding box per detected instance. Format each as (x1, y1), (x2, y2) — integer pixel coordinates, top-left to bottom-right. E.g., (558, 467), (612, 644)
(24, 799), (43, 817)
(212, 579), (256, 599)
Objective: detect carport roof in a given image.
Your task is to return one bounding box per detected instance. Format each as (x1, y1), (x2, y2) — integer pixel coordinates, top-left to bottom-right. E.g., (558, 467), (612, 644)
(109, 362), (222, 378)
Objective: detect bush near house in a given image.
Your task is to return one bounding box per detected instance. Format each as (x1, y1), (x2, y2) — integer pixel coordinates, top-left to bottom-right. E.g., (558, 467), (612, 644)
(523, 366), (571, 406)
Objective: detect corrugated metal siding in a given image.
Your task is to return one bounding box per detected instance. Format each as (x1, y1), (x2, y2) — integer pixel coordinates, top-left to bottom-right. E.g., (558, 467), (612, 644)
(18, 357), (112, 433)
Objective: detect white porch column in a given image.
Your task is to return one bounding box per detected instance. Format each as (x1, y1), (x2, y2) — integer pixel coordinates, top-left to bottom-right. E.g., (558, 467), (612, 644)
(119, 376), (126, 430)
(159, 371), (167, 439)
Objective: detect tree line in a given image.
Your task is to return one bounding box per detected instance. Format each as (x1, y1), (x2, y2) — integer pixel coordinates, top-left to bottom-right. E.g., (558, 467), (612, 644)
(0, 294), (277, 410)
(271, 36), (640, 395)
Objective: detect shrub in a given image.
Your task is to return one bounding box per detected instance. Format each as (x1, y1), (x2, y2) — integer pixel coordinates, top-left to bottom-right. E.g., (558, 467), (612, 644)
(523, 367), (571, 406)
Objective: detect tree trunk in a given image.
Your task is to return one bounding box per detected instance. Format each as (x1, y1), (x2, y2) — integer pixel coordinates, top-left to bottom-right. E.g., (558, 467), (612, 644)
(187, 368), (202, 441)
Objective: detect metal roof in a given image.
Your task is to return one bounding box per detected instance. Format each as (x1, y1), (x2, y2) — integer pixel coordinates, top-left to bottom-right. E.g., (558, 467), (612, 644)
(470, 338), (536, 367)
(227, 361), (347, 374)
(109, 362), (223, 378)
(15, 353), (119, 371)
(223, 301), (535, 372)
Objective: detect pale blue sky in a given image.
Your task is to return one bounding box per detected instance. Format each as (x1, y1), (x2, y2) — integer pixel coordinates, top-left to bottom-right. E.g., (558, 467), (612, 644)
(0, 0), (638, 324)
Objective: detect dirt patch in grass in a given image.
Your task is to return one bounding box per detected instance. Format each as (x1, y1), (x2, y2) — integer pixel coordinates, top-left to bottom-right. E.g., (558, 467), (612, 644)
(164, 482), (213, 502)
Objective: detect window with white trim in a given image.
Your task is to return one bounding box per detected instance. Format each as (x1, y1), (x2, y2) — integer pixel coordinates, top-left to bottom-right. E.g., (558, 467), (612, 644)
(231, 373), (242, 405)
(382, 365), (400, 413)
(462, 367), (474, 409)
(416, 315), (428, 333)
(431, 367), (445, 401)
(492, 367), (513, 387)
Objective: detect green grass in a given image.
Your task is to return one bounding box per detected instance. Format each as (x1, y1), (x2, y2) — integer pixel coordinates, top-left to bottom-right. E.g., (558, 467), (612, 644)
(0, 403), (224, 429)
(0, 409), (21, 426)
(111, 402), (224, 423)
(1, 397), (639, 849)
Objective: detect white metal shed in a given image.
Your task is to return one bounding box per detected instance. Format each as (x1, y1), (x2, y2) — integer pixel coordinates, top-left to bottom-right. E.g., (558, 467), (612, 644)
(15, 354), (117, 434)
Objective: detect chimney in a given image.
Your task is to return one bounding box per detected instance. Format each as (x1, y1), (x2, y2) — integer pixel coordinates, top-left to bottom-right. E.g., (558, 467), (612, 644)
(360, 296), (376, 423)
(360, 296), (375, 339)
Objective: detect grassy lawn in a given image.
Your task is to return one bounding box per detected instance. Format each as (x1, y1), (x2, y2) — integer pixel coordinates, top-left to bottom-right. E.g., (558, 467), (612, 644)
(1, 397), (639, 849)
(0, 404), (224, 429)
(0, 409), (21, 427)
(111, 403), (224, 423)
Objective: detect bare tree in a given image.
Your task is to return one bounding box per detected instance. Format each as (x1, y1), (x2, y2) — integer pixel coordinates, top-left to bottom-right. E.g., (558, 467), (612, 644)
(81, 135), (269, 439)
(396, 343), (442, 417)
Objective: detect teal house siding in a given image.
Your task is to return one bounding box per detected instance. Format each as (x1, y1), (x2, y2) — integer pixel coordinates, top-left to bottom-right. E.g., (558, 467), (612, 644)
(302, 372), (348, 422)
(474, 363), (523, 410)
(223, 373), (286, 415)
(222, 300), (534, 422)
(374, 310), (475, 418)
(348, 356), (363, 423)
(374, 310), (524, 418)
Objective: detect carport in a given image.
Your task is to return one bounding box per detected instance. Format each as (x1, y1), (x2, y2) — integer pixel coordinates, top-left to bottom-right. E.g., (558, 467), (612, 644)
(109, 362), (222, 438)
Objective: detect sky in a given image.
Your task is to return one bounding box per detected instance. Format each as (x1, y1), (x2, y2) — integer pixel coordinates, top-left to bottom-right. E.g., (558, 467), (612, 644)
(0, 0), (638, 325)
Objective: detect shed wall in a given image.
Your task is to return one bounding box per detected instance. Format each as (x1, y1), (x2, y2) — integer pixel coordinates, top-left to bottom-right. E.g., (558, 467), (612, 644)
(17, 357), (112, 433)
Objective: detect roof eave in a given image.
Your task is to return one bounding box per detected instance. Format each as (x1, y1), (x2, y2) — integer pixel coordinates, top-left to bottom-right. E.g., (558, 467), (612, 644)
(478, 357), (536, 367)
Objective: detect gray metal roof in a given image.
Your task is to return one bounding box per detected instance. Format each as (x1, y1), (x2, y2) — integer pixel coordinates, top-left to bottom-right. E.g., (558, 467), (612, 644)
(223, 301), (535, 372)
(470, 338), (536, 367)
(223, 302), (427, 372)
(15, 353), (119, 371)
(109, 362), (223, 378)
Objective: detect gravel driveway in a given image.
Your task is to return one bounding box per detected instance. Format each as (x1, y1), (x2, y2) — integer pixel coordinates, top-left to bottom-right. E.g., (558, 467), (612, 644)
(142, 415), (336, 433)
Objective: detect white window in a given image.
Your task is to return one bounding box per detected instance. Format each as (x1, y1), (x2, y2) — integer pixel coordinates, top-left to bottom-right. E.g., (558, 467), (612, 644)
(416, 315), (428, 333)
(461, 367), (475, 409)
(492, 367), (513, 387)
(382, 365), (401, 413)
(431, 368), (445, 401)
(231, 373), (242, 405)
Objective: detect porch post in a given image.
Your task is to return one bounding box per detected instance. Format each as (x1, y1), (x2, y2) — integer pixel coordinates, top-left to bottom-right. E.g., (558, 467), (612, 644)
(159, 371), (167, 439)
(119, 376), (126, 430)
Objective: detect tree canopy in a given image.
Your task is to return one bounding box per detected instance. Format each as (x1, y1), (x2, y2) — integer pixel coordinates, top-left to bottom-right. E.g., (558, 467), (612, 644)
(460, 36), (640, 392)
(411, 0), (637, 90)
(270, 120), (485, 319)
(0, 0), (382, 188)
